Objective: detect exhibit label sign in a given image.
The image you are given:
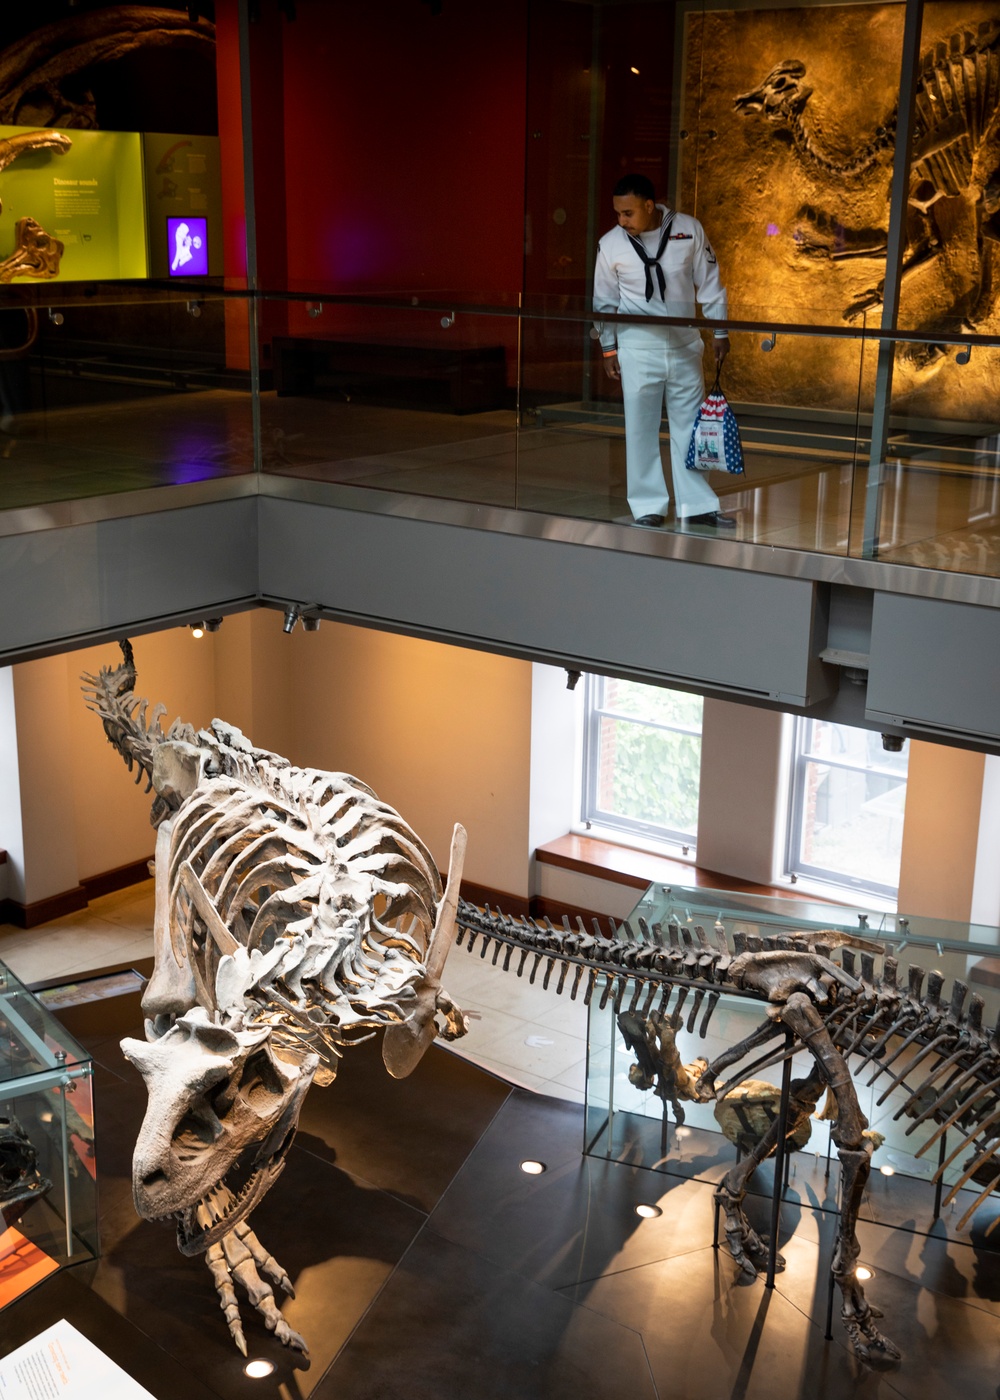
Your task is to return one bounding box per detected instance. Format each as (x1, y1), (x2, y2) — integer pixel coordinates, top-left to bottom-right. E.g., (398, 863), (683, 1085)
(0, 125), (148, 282)
(0, 1320), (155, 1399)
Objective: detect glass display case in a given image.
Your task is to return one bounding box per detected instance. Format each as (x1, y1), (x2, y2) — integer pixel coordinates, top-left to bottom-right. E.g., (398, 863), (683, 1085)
(0, 960), (97, 1307)
(585, 882), (1000, 1246)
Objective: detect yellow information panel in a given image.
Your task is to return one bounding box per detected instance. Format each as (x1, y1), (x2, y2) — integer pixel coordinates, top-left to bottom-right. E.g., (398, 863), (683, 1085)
(0, 124), (148, 281)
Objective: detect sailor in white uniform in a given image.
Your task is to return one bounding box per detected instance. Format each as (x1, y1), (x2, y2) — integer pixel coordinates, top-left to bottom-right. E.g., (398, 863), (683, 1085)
(594, 174), (735, 529)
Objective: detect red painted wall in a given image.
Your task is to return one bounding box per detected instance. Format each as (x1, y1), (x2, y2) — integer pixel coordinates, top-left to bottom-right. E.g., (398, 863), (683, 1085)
(278, 0), (527, 300)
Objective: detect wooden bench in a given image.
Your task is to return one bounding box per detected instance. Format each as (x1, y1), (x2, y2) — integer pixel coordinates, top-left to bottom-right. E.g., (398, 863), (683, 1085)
(272, 335), (507, 415)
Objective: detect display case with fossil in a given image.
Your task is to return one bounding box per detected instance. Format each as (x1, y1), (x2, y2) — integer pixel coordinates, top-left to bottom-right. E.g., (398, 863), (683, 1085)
(585, 882), (1000, 1245)
(0, 959), (97, 1300)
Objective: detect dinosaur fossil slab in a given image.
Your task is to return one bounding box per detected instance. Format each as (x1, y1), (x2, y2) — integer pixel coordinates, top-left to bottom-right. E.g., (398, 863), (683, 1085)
(682, 2), (1000, 423)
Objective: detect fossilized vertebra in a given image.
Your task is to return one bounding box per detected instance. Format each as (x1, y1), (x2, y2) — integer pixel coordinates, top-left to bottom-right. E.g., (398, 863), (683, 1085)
(84, 642), (469, 1358)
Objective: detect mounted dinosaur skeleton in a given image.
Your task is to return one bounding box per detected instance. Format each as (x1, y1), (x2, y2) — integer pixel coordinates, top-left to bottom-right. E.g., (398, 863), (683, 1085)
(82, 641), (469, 1359)
(734, 19), (1000, 340)
(86, 643), (1000, 1366)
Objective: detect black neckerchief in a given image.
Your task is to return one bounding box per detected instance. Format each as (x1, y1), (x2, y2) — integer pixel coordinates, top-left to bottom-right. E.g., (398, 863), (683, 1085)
(626, 211), (675, 301)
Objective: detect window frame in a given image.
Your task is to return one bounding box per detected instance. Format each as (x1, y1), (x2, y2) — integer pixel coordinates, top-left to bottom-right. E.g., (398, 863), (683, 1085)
(580, 673), (703, 849)
(785, 716), (908, 901)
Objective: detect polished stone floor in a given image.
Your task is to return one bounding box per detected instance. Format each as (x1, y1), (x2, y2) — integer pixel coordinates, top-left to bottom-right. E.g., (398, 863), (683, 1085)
(8, 974), (1000, 1400)
(2, 386), (1000, 579)
(4, 890), (1000, 1397)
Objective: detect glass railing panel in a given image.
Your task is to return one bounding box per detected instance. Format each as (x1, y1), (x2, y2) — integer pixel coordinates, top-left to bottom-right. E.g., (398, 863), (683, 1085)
(857, 339), (1000, 574)
(0, 287), (254, 513)
(258, 297), (519, 507)
(517, 305), (867, 553)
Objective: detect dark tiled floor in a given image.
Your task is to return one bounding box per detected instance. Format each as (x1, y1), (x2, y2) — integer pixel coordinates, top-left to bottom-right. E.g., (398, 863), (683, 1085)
(8, 985), (1000, 1400)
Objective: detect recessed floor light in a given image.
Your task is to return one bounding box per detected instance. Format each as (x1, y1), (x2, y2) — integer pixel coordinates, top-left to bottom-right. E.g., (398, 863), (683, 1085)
(635, 1203), (662, 1219)
(244, 1359), (274, 1378)
(520, 1159), (546, 1175)
(855, 1265), (874, 1281)
(879, 1164), (895, 1176)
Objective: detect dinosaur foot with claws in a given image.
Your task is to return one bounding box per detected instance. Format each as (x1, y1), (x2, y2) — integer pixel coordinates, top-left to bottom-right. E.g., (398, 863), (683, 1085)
(205, 1221), (308, 1361)
(715, 1182), (785, 1278)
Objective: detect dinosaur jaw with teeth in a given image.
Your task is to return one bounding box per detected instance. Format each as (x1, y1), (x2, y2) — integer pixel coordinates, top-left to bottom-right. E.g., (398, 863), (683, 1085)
(157, 1145), (289, 1256)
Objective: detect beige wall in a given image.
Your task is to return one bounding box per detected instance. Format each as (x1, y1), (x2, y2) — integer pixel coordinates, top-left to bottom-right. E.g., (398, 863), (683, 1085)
(7, 612), (534, 904)
(897, 740), (986, 922)
(5, 612), (998, 927)
(285, 621), (533, 897)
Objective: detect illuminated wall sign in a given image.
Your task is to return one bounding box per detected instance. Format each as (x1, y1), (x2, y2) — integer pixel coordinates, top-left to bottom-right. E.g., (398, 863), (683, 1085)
(0, 124), (148, 281)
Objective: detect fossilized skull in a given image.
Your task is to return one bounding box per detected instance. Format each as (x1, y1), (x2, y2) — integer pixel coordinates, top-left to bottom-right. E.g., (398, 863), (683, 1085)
(734, 60), (812, 121)
(0, 1115), (51, 1225)
(122, 1009), (317, 1257)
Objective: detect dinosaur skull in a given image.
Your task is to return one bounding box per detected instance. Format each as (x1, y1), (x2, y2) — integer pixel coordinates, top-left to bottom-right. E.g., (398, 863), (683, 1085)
(122, 1009), (317, 1256)
(734, 60), (812, 121)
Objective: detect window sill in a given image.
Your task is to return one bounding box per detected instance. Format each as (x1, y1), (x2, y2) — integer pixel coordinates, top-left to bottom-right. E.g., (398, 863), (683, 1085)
(535, 835), (828, 904)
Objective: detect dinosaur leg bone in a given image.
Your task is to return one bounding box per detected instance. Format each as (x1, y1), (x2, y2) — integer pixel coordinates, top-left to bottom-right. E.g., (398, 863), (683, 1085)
(713, 1066), (825, 1280)
(778, 992), (900, 1363)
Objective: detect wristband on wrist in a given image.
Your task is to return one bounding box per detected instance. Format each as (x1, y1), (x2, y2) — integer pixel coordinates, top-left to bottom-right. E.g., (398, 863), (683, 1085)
(602, 348), (618, 357)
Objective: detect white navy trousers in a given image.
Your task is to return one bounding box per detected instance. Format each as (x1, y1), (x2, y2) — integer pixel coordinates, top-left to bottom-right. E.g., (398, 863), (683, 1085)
(616, 324), (721, 520)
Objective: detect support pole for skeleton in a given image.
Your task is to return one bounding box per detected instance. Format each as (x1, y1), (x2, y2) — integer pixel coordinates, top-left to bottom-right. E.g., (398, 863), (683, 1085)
(766, 1033), (794, 1289)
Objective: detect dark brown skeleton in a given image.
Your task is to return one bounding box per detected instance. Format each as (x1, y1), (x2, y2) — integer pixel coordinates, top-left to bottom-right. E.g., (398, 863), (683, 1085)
(456, 904), (1000, 1364)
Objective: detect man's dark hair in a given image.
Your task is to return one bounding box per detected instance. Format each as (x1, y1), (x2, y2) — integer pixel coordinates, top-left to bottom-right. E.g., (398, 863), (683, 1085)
(613, 173), (655, 201)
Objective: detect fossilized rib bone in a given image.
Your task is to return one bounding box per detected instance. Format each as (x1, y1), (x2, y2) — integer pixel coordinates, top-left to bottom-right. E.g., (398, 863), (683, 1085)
(455, 904), (1000, 1365)
(0, 7), (216, 129)
(84, 642), (469, 1358)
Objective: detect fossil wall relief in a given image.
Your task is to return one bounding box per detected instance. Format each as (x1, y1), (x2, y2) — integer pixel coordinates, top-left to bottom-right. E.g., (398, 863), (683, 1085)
(682, 3), (1000, 425)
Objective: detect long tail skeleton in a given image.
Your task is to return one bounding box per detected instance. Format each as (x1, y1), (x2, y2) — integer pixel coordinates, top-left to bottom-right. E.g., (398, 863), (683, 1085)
(456, 902), (1000, 1363)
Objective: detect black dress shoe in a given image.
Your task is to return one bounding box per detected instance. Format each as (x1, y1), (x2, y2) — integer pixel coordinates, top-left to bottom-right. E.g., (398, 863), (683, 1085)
(684, 511), (737, 528)
(634, 513), (665, 527)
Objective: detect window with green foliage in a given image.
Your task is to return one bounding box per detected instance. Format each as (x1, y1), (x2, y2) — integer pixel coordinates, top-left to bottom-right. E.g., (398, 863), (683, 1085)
(581, 676), (703, 846)
(787, 718), (908, 899)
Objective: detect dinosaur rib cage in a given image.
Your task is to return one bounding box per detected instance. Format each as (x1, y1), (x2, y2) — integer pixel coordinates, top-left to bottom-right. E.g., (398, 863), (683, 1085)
(913, 19), (1000, 198)
(456, 901), (1000, 1233)
(165, 764), (442, 1049)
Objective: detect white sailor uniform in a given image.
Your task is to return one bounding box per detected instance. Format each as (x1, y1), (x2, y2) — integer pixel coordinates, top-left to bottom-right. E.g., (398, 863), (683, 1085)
(593, 206), (728, 521)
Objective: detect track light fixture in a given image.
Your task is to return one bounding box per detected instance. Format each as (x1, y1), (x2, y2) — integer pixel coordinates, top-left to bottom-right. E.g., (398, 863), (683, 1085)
(282, 604), (321, 634)
(189, 618), (223, 638)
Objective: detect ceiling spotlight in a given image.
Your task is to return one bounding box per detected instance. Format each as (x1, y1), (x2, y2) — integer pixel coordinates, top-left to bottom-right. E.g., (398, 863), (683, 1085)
(282, 607), (300, 634)
(204, 618), (223, 632)
(635, 1203), (662, 1219)
(243, 1359), (274, 1379)
(855, 1265), (874, 1281)
(302, 615), (321, 632)
(630, 66), (640, 74)
(189, 624), (204, 639)
(519, 1160), (546, 1175)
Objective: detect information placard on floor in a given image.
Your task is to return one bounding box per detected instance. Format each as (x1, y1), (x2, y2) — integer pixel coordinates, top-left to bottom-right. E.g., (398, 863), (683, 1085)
(0, 1319), (155, 1399)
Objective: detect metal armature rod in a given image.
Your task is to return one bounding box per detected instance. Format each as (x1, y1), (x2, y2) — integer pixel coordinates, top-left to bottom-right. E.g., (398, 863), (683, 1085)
(766, 1032), (794, 1289)
(860, 0), (926, 556)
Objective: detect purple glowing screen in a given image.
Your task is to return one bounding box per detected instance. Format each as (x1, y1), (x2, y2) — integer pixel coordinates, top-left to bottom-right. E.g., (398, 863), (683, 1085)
(167, 217), (208, 276)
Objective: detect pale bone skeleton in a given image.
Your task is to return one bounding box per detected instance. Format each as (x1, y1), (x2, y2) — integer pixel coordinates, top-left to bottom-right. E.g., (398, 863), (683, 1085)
(83, 642), (469, 1359)
(86, 643), (1000, 1367)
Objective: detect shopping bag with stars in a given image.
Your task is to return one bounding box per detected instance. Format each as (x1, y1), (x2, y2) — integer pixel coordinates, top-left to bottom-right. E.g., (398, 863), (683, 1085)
(685, 372), (746, 475)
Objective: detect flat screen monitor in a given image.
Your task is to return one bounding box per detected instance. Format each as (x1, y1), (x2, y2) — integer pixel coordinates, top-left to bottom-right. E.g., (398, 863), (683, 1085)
(167, 216), (208, 276)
